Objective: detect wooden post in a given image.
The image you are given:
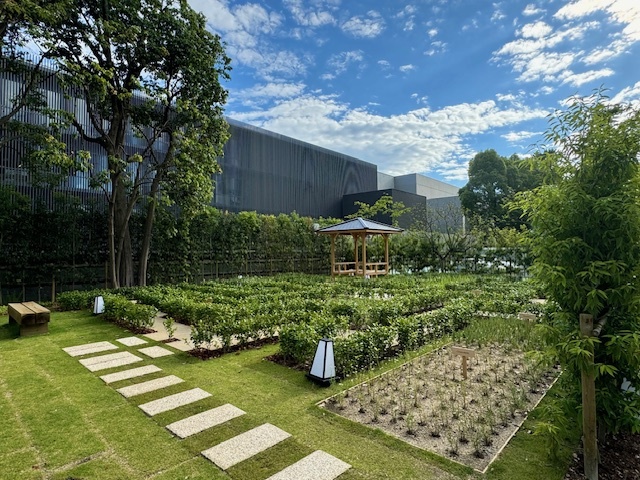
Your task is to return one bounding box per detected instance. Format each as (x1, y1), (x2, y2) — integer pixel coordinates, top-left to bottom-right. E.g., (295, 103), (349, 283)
(353, 233), (358, 274)
(383, 234), (389, 274)
(451, 346), (476, 380)
(580, 313), (598, 480)
(362, 232), (367, 277)
(330, 234), (336, 277)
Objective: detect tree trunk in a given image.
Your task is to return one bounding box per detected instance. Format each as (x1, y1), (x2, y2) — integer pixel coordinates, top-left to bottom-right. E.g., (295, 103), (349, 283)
(138, 173), (163, 286)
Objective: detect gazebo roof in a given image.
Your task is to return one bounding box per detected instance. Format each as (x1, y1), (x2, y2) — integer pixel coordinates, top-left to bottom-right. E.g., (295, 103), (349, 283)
(316, 217), (404, 235)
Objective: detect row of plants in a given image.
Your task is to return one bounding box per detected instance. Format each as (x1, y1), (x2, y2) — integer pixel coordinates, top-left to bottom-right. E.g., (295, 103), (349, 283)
(322, 316), (559, 470)
(56, 274), (540, 371)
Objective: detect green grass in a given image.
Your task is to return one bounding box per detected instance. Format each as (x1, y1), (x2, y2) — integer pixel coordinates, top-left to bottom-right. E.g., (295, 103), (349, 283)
(0, 310), (576, 479)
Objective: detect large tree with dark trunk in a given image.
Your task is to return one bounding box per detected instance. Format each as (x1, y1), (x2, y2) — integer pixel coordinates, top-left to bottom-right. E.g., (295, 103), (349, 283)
(34, 0), (230, 287)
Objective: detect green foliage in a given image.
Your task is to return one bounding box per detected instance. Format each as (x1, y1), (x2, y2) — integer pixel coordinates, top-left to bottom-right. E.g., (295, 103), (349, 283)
(518, 91), (640, 436)
(346, 194), (410, 226)
(102, 295), (157, 332)
(57, 289), (106, 311)
(460, 150), (543, 229)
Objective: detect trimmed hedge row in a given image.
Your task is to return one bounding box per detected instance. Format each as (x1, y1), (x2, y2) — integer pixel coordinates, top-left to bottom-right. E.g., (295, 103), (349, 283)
(280, 298), (475, 377)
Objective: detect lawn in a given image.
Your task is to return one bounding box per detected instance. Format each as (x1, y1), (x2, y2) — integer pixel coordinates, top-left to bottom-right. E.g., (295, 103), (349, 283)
(0, 306), (575, 479)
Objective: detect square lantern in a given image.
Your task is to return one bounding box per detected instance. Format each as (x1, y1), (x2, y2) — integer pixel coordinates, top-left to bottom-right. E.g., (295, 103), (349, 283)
(307, 338), (336, 386)
(93, 295), (105, 315)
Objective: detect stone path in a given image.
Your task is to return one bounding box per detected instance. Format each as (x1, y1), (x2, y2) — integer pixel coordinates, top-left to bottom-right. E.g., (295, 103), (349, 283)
(117, 336), (148, 346)
(265, 450), (352, 480)
(166, 403), (245, 439)
(116, 375), (184, 398)
(139, 388), (212, 416)
(63, 341), (118, 357)
(100, 365), (162, 384)
(202, 423), (291, 470)
(138, 346), (174, 358)
(63, 339), (351, 479)
(79, 351), (143, 372)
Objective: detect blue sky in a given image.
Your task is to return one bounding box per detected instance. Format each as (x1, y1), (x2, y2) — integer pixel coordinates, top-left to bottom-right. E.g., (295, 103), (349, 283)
(188, 0), (640, 187)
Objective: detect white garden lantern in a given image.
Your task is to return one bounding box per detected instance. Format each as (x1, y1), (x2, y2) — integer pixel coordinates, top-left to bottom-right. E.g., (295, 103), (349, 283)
(307, 338), (336, 385)
(93, 295), (105, 314)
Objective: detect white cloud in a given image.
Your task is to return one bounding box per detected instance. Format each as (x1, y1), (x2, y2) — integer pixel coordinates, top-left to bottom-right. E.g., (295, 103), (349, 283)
(283, 0), (336, 27)
(523, 4), (545, 16)
(399, 64), (415, 73)
(424, 40), (447, 56)
(188, 0), (306, 78)
(493, 18), (606, 85)
(341, 11), (386, 38)
(378, 60), (391, 69)
(491, 3), (507, 23)
(395, 5), (417, 31)
(502, 130), (541, 143)
(560, 68), (615, 87)
(235, 82), (307, 106)
(327, 50), (364, 76)
(428, 28), (438, 38)
(556, 0), (640, 42)
(611, 81), (640, 105)
(520, 21), (552, 39)
(229, 95), (548, 178)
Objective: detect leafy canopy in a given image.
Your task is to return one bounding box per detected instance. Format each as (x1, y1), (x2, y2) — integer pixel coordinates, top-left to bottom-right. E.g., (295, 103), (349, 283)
(517, 91), (640, 435)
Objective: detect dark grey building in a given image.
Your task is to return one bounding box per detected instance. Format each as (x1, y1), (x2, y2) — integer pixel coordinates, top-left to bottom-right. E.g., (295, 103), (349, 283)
(0, 66), (460, 223)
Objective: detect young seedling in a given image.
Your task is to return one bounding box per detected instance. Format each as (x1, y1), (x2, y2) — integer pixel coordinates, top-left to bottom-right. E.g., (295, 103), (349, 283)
(163, 316), (177, 340)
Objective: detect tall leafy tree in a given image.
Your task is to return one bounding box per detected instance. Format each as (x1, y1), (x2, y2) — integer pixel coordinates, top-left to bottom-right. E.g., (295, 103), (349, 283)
(36, 0), (230, 287)
(517, 92), (640, 439)
(460, 149), (542, 228)
(1, 0), (89, 180)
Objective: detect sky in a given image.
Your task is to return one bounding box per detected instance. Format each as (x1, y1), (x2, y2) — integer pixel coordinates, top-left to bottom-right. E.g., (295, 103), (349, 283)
(187, 0), (640, 187)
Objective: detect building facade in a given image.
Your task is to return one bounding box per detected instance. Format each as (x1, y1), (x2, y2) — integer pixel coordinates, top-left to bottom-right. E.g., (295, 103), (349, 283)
(0, 68), (460, 223)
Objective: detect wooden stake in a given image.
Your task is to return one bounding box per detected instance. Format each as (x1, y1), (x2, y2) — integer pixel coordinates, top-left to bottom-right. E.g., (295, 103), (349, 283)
(580, 313), (598, 480)
(451, 346), (476, 380)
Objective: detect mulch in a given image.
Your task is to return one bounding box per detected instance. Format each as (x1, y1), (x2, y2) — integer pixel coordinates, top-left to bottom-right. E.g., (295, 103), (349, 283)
(564, 432), (640, 480)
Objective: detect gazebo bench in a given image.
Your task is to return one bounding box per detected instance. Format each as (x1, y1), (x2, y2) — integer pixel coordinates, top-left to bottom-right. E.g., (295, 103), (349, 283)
(8, 301), (51, 336)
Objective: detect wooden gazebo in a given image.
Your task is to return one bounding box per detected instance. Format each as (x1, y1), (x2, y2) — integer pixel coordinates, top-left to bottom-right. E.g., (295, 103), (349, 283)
(317, 217), (403, 277)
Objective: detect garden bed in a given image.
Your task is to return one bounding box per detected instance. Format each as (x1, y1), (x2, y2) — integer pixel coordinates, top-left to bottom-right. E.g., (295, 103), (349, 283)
(321, 343), (559, 472)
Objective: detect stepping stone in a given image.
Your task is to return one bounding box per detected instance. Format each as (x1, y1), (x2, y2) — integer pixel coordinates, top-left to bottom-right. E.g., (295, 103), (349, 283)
(266, 450), (351, 480)
(166, 404), (246, 438)
(138, 346), (174, 358)
(63, 341), (118, 357)
(116, 375), (184, 398)
(100, 365), (162, 384)
(201, 423), (291, 470)
(138, 388), (211, 416)
(117, 336), (148, 346)
(79, 351), (143, 372)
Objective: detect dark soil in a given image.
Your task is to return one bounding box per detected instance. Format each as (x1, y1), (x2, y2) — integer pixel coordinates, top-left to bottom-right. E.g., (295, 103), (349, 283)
(189, 337), (279, 360)
(564, 433), (640, 480)
(160, 337), (180, 344)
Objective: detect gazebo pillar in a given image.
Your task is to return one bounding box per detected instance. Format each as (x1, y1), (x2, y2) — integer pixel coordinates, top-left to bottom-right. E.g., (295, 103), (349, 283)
(330, 233), (336, 277)
(352, 233), (359, 274)
(383, 234), (390, 274)
(361, 232), (367, 277)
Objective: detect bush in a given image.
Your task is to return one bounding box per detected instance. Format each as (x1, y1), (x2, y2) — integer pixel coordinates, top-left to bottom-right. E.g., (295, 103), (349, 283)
(57, 289), (106, 311)
(102, 295), (156, 331)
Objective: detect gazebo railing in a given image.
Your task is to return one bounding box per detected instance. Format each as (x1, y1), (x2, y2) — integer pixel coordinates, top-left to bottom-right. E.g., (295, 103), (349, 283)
(332, 261), (388, 276)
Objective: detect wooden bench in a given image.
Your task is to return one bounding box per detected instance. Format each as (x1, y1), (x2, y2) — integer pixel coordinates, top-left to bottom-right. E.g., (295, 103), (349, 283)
(8, 302), (51, 336)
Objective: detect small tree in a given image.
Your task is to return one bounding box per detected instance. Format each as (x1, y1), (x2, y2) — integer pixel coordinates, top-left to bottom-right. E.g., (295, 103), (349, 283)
(346, 194), (409, 226)
(517, 92), (640, 447)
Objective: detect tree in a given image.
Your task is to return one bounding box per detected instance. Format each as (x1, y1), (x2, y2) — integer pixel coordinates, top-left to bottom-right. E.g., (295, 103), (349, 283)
(517, 92), (640, 455)
(346, 194), (409, 226)
(36, 0), (230, 287)
(0, 0), (90, 181)
(460, 149), (542, 228)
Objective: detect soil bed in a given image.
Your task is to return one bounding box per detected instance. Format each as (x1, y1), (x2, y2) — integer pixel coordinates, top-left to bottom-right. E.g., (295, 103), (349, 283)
(564, 432), (640, 480)
(321, 345), (558, 472)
